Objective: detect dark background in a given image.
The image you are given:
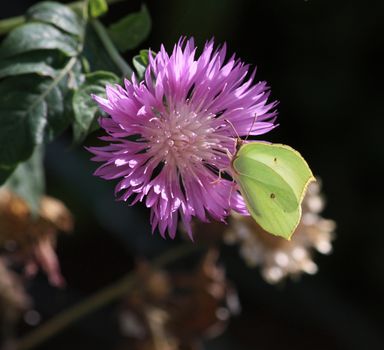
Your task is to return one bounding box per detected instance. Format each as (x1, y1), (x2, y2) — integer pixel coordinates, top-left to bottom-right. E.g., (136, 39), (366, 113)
(2, 0), (384, 349)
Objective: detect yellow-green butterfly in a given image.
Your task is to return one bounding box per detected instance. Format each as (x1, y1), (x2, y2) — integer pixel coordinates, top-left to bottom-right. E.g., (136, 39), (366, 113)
(231, 141), (315, 240)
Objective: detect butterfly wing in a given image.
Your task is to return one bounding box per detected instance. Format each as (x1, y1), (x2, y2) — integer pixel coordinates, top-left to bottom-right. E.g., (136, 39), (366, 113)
(233, 142), (315, 239)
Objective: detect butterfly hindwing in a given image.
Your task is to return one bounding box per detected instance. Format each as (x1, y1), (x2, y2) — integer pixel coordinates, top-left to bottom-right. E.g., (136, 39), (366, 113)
(232, 142), (315, 239)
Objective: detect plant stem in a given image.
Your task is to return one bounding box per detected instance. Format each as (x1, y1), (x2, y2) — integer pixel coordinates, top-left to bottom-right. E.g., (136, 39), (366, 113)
(0, 16), (25, 35)
(16, 243), (199, 350)
(91, 19), (133, 78)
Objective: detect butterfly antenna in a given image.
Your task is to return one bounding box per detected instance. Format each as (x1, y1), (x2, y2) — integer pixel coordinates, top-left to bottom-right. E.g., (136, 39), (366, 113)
(245, 113), (258, 141)
(224, 119), (239, 139)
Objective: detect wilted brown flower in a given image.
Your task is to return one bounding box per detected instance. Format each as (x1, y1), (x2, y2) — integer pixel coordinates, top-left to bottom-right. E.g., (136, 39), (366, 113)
(118, 251), (239, 350)
(0, 188), (73, 287)
(224, 181), (336, 283)
(168, 250), (240, 341)
(118, 261), (175, 350)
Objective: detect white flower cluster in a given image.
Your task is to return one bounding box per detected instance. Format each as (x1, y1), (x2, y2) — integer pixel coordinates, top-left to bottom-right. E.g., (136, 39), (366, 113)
(225, 181), (336, 283)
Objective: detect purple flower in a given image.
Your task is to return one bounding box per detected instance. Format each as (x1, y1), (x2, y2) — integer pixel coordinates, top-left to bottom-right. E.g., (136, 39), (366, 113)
(88, 38), (277, 239)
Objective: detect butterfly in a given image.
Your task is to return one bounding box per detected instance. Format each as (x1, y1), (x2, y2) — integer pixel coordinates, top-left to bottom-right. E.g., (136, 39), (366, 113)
(231, 139), (315, 240)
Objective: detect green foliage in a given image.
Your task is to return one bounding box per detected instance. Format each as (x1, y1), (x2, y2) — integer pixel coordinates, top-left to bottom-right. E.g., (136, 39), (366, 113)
(0, 1), (122, 186)
(0, 73), (71, 166)
(81, 23), (121, 75)
(72, 71), (119, 144)
(0, 59), (57, 79)
(26, 1), (83, 36)
(0, 23), (78, 58)
(108, 5), (151, 52)
(89, 0), (109, 18)
(6, 146), (45, 214)
(232, 142), (315, 239)
(133, 49), (154, 80)
(0, 0), (151, 207)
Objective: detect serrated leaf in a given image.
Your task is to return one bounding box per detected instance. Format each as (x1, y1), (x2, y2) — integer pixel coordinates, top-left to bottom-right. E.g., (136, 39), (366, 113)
(133, 49), (154, 81)
(89, 0), (109, 18)
(0, 23), (78, 59)
(26, 1), (83, 36)
(108, 5), (151, 52)
(72, 71), (119, 144)
(6, 146), (45, 215)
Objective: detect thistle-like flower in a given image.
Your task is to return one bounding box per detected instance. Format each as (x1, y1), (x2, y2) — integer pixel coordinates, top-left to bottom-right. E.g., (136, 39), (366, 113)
(89, 38), (277, 238)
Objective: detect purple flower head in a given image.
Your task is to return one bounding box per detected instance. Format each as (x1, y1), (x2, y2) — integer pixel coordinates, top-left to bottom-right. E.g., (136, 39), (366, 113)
(88, 38), (277, 239)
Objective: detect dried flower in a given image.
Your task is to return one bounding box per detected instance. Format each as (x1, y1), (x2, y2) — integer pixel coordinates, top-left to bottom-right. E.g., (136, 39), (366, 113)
(168, 250), (240, 341)
(224, 181), (336, 283)
(118, 251), (239, 350)
(118, 262), (175, 350)
(0, 189), (73, 287)
(89, 38), (277, 238)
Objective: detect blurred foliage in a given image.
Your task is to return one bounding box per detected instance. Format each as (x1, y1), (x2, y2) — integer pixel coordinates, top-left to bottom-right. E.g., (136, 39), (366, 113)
(108, 5), (151, 52)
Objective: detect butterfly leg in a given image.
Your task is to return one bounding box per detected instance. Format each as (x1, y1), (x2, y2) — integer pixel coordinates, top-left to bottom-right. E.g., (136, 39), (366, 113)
(211, 169), (223, 184)
(227, 178), (237, 211)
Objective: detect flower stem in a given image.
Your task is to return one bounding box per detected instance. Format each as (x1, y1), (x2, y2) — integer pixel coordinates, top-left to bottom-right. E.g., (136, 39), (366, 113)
(16, 243), (199, 350)
(91, 19), (133, 78)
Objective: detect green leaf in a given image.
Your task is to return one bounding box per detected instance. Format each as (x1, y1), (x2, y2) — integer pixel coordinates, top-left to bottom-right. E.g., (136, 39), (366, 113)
(0, 165), (17, 186)
(0, 23), (78, 59)
(133, 49), (154, 80)
(89, 0), (109, 18)
(81, 24), (121, 75)
(0, 76), (47, 166)
(232, 142), (315, 240)
(26, 1), (83, 36)
(0, 50), (77, 79)
(0, 56), (79, 166)
(6, 146), (45, 215)
(72, 71), (119, 143)
(0, 0), (127, 176)
(0, 2), (87, 169)
(0, 55), (57, 79)
(43, 73), (72, 142)
(108, 5), (151, 52)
